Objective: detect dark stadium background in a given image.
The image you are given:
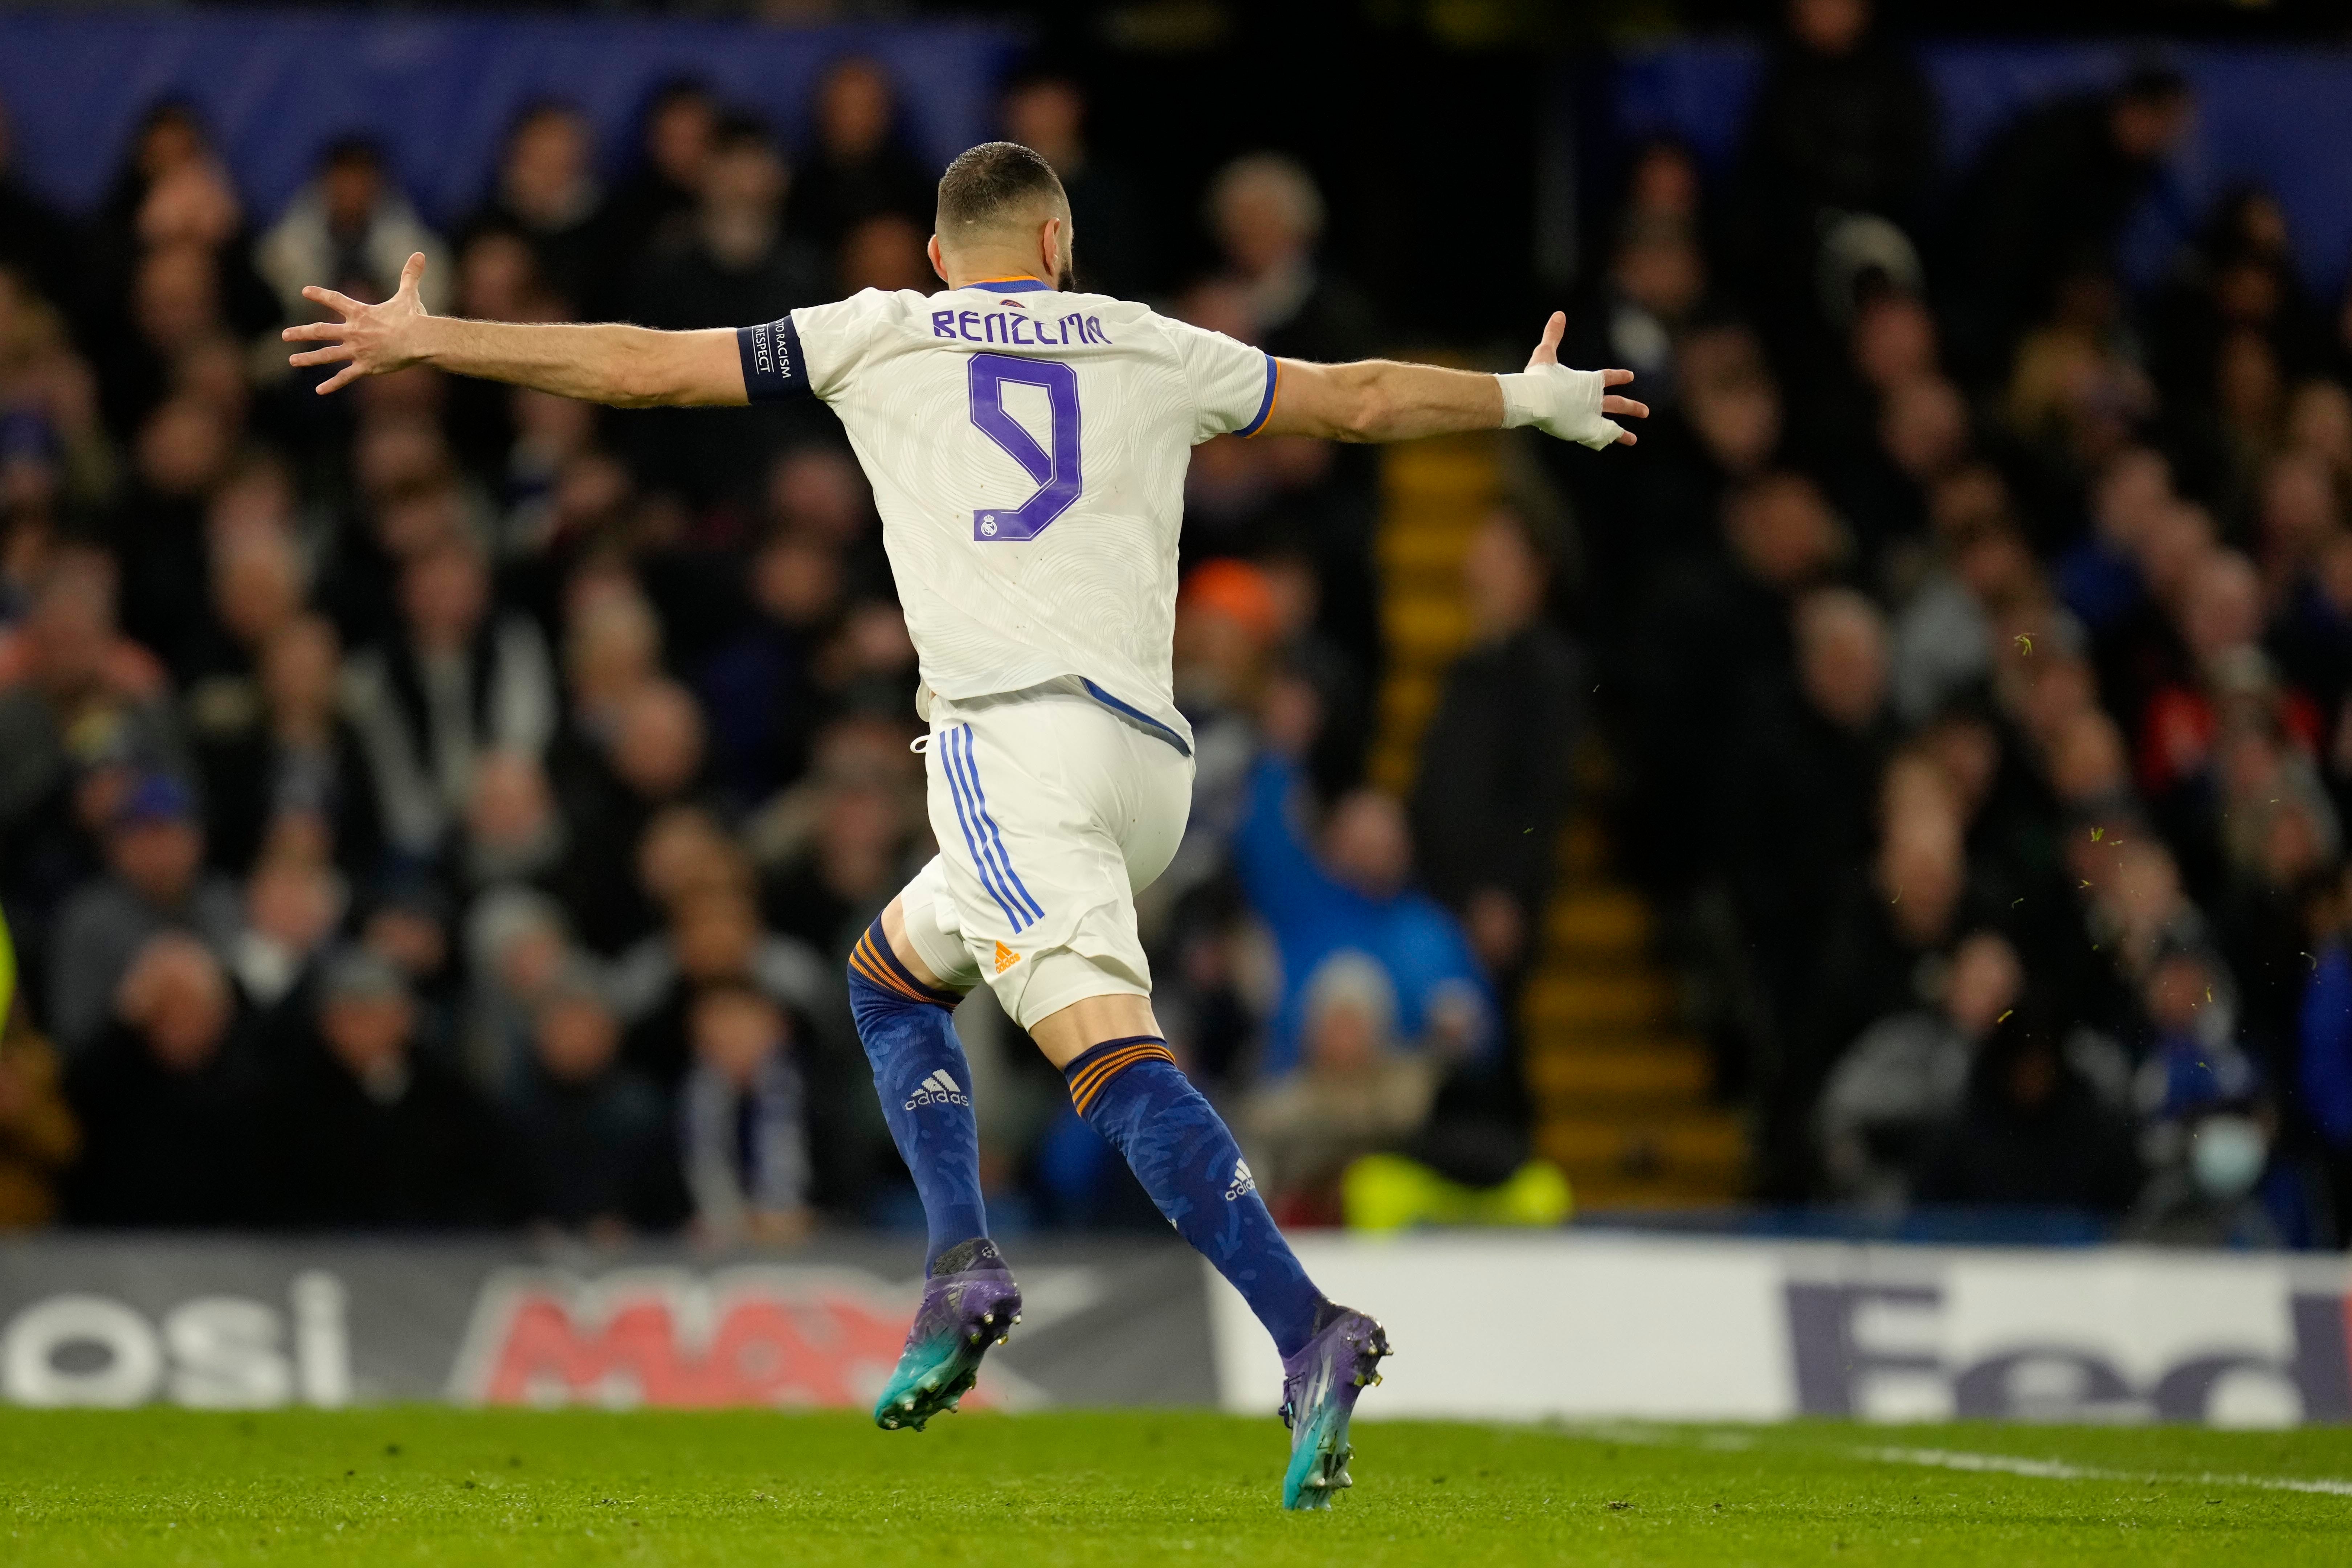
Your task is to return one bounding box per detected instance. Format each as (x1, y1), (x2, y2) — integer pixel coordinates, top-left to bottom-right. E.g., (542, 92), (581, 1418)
(5, 0), (2352, 1285)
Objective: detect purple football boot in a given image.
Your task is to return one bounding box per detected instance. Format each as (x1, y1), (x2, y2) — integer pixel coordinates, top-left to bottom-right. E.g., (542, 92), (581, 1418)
(873, 1238), (1022, 1432)
(1277, 1302), (1390, 1510)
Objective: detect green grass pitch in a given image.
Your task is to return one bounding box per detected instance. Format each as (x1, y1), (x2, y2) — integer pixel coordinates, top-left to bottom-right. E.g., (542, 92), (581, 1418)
(3, 1407), (2349, 1565)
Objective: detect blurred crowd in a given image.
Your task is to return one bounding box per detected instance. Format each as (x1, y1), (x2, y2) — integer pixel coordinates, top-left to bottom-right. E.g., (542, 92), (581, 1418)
(1555, 0), (2352, 1245)
(8, 1), (2352, 1251)
(0, 57), (1547, 1242)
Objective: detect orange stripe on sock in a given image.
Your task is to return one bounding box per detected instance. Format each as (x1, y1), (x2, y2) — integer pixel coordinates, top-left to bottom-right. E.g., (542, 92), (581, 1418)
(854, 934), (959, 1008)
(852, 935), (895, 988)
(1067, 1047), (1148, 1103)
(851, 941), (927, 1004)
(848, 938), (889, 984)
(1070, 1048), (1175, 1112)
(1067, 1042), (1178, 1114)
(1079, 1042), (1169, 1085)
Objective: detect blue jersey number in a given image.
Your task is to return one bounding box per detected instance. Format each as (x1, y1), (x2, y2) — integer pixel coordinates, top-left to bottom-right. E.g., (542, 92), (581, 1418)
(967, 354), (1081, 542)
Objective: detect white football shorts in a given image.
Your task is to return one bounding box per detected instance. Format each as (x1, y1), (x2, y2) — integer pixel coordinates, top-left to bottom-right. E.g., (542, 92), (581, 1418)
(894, 679), (1194, 1030)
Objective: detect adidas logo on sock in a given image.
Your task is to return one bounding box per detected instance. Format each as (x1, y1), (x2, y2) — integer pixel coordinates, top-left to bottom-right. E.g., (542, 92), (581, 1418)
(1224, 1158), (1257, 1202)
(904, 1069), (971, 1110)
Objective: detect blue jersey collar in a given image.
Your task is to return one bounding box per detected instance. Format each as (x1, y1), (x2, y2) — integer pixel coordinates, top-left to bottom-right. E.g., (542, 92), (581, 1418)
(967, 278), (1053, 294)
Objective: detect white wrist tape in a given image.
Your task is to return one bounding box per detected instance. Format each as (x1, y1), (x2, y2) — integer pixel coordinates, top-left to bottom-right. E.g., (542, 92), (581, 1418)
(1496, 371), (1539, 430)
(1497, 366), (1623, 450)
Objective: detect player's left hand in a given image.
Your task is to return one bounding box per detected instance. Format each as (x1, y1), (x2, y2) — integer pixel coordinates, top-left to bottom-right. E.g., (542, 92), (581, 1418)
(1525, 310), (1647, 446)
(282, 250), (432, 395)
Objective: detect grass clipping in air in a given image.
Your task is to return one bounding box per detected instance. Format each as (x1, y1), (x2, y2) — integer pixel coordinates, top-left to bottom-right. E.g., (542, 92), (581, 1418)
(2, 1408), (2349, 1564)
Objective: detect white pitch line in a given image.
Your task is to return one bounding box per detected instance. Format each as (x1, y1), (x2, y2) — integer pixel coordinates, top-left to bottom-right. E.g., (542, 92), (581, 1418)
(1858, 1445), (2352, 1498)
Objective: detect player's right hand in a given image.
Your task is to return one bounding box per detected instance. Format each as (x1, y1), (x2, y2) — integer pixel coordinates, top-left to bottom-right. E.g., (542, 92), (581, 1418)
(282, 251), (432, 395)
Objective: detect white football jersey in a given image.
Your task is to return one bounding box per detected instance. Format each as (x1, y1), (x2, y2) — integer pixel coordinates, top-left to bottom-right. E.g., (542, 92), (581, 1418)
(736, 279), (1278, 752)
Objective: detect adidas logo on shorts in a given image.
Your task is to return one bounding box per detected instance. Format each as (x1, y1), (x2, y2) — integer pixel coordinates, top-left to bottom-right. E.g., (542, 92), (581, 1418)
(1224, 1158), (1257, 1202)
(904, 1069), (970, 1110)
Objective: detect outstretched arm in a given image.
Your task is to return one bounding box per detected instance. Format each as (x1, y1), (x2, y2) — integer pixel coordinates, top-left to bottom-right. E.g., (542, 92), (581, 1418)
(1257, 311), (1646, 448)
(282, 253), (746, 407)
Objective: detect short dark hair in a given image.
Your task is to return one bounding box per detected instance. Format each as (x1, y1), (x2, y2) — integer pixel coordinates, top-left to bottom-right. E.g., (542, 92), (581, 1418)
(322, 136), (383, 175)
(2119, 61), (2189, 106)
(936, 141), (1066, 234)
(709, 111), (776, 158)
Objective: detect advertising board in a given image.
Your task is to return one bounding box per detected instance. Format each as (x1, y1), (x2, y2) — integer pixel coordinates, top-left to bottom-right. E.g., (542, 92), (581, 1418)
(6, 1233), (2346, 1426)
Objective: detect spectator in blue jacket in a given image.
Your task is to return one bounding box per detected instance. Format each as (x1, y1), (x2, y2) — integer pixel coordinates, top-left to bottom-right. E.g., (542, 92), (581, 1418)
(1229, 747), (1494, 1078)
(2299, 911), (2352, 1224)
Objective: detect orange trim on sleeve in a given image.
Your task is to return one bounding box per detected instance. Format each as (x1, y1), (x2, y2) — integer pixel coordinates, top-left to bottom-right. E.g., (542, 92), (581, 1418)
(1241, 358), (1282, 440)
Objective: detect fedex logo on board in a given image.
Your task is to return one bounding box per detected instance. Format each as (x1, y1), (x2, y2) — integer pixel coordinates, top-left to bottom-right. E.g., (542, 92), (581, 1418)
(1785, 1278), (2352, 1426)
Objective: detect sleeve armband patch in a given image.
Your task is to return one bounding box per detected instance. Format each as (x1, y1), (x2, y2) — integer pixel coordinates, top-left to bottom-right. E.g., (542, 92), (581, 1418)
(736, 315), (812, 402)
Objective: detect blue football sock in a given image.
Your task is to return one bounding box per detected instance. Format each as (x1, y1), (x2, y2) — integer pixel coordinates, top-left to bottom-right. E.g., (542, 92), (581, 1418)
(848, 920), (986, 1273)
(1065, 1036), (1326, 1357)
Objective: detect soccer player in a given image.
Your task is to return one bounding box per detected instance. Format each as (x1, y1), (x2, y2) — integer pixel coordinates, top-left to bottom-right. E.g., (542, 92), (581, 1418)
(286, 141), (1645, 1508)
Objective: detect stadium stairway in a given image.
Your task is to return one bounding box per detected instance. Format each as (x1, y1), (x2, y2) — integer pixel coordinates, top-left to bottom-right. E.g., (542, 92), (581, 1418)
(1371, 434), (1747, 1210)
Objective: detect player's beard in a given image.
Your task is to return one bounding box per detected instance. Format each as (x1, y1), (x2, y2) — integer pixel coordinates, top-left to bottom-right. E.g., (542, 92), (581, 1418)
(1058, 252), (1075, 291)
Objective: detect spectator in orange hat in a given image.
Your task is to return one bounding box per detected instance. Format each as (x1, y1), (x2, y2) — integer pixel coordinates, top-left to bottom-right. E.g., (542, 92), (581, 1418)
(1161, 558), (1285, 911)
